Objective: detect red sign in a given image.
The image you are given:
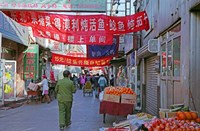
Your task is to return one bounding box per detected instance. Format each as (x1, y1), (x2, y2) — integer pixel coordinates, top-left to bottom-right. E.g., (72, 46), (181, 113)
(51, 53), (112, 67)
(34, 29), (113, 45)
(4, 11), (149, 45)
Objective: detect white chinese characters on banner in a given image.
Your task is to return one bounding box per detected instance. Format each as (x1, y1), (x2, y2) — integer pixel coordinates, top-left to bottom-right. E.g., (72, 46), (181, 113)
(4, 11), (150, 45)
(33, 28), (113, 45)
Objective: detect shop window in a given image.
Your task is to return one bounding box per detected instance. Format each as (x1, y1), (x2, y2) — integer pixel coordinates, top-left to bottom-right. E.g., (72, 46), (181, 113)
(173, 36), (181, 76)
(167, 41), (172, 76)
(161, 36), (181, 77)
(161, 44), (166, 76)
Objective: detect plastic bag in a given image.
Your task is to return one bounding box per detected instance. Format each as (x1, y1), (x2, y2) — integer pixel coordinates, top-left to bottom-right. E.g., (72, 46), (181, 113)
(27, 82), (38, 91)
(99, 91), (104, 101)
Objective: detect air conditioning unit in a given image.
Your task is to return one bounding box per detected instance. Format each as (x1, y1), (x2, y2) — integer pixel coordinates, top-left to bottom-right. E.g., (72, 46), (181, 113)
(148, 39), (160, 53)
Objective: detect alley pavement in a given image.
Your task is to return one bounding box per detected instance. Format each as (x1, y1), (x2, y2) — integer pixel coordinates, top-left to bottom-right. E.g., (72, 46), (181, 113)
(0, 90), (125, 131)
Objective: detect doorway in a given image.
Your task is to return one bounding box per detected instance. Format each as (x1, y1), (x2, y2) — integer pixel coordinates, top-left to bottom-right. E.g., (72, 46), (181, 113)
(160, 28), (183, 108)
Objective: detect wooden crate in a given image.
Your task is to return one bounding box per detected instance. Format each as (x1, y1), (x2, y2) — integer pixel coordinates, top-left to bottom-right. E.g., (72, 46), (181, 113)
(103, 94), (120, 103)
(121, 94), (136, 104)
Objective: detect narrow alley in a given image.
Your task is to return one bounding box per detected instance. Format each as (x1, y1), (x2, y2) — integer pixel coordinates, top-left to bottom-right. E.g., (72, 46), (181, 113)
(0, 90), (122, 131)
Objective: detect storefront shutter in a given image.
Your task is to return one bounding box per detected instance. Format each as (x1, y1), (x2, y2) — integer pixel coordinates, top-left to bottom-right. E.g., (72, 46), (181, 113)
(145, 56), (159, 116)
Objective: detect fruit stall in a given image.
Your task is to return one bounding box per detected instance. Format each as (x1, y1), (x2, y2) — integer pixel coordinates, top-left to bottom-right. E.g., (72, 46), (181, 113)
(99, 103), (200, 131)
(99, 86), (136, 123)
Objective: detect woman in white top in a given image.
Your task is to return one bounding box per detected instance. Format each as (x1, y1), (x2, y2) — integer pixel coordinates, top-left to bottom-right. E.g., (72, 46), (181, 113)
(37, 75), (50, 103)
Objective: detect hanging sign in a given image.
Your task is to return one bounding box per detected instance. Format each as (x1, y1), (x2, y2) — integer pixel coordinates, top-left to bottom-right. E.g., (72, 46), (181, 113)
(0, 0), (107, 12)
(33, 29), (113, 45)
(24, 44), (39, 80)
(51, 53), (112, 67)
(87, 35), (119, 58)
(4, 11), (150, 44)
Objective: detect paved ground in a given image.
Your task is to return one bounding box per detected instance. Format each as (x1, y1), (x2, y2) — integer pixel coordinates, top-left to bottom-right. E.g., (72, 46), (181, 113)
(0, 90), (125, 131)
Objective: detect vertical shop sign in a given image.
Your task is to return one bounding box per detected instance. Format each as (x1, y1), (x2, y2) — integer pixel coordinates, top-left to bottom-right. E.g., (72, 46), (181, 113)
(24, 44), (39, 80)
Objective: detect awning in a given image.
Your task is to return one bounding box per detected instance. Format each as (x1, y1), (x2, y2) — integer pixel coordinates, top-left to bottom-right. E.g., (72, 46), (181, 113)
(110, 57), (126, 66)
(0, 11), (29, 46)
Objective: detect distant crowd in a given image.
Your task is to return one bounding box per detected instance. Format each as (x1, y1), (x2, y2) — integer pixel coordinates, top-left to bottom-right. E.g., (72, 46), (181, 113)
(70, 73), (114, 97)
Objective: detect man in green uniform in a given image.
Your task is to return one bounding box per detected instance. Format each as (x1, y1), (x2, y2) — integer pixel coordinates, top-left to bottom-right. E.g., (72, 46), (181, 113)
(55, 70), (76, 130)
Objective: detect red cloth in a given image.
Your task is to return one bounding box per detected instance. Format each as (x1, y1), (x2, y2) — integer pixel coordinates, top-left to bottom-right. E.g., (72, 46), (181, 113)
(99, 101), (134, 116)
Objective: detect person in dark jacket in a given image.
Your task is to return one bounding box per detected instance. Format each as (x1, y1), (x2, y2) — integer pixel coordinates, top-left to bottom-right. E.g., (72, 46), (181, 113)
(110, 74), (114, 86)
(55, 70), (76, 130)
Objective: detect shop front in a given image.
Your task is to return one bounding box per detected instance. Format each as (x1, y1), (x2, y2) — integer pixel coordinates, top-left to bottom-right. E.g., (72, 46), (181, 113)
(0, 11), (29, 102)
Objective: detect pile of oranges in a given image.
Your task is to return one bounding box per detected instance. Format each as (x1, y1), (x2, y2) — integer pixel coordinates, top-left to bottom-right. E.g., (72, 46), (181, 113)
(104, 86), (136, 96)
(176, 111), (200, 123)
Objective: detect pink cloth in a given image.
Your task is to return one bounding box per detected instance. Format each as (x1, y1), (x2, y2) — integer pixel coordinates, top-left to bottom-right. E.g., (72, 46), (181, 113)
(43, 90), (49, 95)
(80, 76), (86, 84)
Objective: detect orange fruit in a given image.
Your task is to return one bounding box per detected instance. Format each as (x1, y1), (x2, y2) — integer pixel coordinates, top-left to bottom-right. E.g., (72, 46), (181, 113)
(178, 112), (186, 120)
(196, 118), (200, 123)
(184, 112), (192, 120)
(190, 112), (198, 120)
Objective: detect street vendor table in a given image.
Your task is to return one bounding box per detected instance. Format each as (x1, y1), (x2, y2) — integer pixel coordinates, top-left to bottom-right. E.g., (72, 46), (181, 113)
(99, 101), (134, 123)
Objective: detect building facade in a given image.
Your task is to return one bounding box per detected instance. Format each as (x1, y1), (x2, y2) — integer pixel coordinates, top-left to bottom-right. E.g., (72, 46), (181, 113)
(135, 0), (200, 116)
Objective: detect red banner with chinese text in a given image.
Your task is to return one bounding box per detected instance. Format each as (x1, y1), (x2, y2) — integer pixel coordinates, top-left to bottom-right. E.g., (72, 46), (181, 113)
(4, 11), (149, 45)
(51, 53), (112, 67)
(33, 29), (113, 45)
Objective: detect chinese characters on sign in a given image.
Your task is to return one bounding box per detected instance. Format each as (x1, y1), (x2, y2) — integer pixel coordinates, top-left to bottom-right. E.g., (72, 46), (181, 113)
(4, 11), (149, 45)
(24, 44), (39, 79)
(51, 53), (112, 67)
(0, 0), (106, 12)
(34, 29), (113, 45)
(87, 35), (119, 58)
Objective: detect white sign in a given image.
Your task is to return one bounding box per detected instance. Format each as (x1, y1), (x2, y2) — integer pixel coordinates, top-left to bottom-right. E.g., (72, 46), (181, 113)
(148, 39), (160, 53)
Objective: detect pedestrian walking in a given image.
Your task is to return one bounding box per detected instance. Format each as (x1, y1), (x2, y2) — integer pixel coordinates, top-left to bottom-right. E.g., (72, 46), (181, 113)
(98, 74), (107, 92)
(55, 70), (76, 131)
(37, 75), (51, 104)
(110, 74), (114, 86)
(79, 74), (86, 89)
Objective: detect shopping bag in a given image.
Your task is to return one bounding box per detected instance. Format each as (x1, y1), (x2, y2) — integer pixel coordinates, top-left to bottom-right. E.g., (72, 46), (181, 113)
(4, 84), (13, 94)
(27, 82), (38, 91)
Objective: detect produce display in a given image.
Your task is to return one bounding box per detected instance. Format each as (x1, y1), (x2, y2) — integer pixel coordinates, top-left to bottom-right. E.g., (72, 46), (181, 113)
(104, 86), (135, 96)
(170, 104), (190, 112)
(136, 112), (154, 119)
(176, 111), (200, 123)
(144, 118), (200, 131)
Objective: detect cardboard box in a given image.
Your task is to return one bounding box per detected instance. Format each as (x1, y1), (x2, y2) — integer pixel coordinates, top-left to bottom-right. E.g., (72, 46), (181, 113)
(103, 94), (120, 103)
(159, 111), (177, 118)
(166, 112), (177, 118)
(121, 94), (136, 104)
(159, 111), (166, 118)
